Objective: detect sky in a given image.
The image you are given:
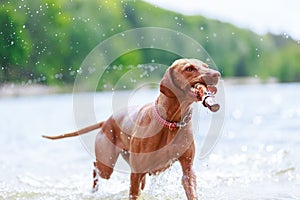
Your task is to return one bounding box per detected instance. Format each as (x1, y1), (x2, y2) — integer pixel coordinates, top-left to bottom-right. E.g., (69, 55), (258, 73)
(143, 0), (300, 40)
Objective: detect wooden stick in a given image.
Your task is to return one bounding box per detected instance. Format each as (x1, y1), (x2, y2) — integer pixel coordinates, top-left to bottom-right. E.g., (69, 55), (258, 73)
(194, 83), (220, 112)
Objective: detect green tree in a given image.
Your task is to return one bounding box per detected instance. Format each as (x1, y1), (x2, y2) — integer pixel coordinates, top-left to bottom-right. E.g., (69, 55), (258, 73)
(0, 2), (32, 82)
(22, 0), (73, 85)
(1, 0), (300, 87)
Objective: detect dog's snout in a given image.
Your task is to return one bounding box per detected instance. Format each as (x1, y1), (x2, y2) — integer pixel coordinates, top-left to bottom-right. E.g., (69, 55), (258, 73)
(200, 70), (221, 86)
(205, 70), (221, 78)
(213, 71), (221, 78)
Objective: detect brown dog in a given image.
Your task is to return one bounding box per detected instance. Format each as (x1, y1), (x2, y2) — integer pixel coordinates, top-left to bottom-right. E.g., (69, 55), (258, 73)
(43, 58), (221, 200)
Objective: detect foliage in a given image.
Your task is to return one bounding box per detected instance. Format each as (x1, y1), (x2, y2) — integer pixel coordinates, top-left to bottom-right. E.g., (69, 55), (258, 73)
(0, 0), (300, 88)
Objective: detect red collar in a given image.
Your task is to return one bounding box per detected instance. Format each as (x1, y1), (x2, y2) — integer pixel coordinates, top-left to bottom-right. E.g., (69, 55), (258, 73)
(152, 99), (192, 131)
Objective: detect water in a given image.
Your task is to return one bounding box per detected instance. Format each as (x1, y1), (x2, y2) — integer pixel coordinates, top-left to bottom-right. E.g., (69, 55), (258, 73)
(0, 83), (300, 199)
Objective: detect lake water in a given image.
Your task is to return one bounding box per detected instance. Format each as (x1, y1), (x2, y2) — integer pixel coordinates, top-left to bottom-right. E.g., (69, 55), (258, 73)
(0, 83), (300, 200)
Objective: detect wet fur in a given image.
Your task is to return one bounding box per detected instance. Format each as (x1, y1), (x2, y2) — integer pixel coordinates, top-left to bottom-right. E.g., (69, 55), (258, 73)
(43, 58), (220, 200)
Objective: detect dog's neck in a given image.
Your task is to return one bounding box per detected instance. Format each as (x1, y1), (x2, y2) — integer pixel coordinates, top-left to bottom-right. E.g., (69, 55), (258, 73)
(156, 94), (192, 122)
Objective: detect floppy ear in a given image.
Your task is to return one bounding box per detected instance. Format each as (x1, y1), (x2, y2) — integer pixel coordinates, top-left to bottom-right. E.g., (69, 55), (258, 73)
(160, 67), (176, 98)
(160, 65), (185, 98)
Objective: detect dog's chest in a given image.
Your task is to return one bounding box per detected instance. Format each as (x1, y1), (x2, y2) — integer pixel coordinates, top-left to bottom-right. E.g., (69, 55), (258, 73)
(129, 128), (193, 174)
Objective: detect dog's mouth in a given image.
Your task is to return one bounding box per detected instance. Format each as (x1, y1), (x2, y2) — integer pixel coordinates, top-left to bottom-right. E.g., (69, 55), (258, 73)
(188, 82), (220, 112)
(188, 82), (218, 101)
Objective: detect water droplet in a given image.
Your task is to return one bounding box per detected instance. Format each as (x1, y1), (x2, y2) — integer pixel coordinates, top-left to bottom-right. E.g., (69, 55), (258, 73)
(77, 68), (82, 74)
(200, 26), (204, 31)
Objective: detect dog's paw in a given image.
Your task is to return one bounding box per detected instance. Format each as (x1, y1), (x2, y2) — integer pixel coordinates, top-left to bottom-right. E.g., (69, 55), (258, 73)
(90, 185), (99, 193)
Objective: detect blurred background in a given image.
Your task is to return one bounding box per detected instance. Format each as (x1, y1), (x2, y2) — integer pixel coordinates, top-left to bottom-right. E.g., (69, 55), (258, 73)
(1, 1), (300, 199)
(1, 0), (299, 93)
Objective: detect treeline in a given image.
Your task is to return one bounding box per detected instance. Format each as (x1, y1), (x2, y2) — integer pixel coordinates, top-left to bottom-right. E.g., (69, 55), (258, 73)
(1, 0), (300, 89)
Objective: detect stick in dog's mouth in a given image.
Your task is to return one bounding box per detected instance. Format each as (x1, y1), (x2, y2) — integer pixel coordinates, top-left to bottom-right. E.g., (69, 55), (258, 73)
(191, 83), (220, 112)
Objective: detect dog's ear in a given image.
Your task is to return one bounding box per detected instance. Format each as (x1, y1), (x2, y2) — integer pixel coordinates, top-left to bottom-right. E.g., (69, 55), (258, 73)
(160, 64), (186, 98)
(160, 67), (176, 98)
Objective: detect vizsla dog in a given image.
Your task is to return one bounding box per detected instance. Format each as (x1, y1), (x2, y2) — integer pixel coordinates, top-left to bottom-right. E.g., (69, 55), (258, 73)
(43, 58), (221, 200)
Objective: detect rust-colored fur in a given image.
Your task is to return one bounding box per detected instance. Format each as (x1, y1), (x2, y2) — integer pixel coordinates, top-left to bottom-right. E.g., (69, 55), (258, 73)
(43, 58), (220, 200)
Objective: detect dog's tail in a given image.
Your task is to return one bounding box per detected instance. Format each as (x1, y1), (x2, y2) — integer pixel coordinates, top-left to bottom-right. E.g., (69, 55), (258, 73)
(42, 122), (104, 140)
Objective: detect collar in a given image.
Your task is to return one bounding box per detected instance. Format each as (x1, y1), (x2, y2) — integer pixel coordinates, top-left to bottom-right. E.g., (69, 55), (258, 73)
(152, 99), (192, 131)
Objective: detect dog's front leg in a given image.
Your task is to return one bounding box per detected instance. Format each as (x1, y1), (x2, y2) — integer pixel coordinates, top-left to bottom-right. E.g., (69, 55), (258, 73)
(129, 173), (145, 200)
(182, 168), (197, 200)
(179, 158), (198, 200)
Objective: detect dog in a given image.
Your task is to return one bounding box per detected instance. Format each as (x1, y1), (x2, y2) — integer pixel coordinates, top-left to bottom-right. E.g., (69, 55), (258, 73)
(43, 58), (221, 200)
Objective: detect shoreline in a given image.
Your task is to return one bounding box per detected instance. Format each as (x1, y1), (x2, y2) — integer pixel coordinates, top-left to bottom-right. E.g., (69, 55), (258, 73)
(0, 77), (280, 97)
(0, 84), (67, 97)
(223, 76), (278, 85)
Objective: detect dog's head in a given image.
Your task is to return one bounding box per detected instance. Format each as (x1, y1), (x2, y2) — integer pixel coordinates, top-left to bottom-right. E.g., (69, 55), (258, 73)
(160, 58), (221, 102)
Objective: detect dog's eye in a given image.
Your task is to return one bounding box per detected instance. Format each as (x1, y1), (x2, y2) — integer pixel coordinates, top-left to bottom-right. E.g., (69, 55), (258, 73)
(185, 66), (195, 72)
